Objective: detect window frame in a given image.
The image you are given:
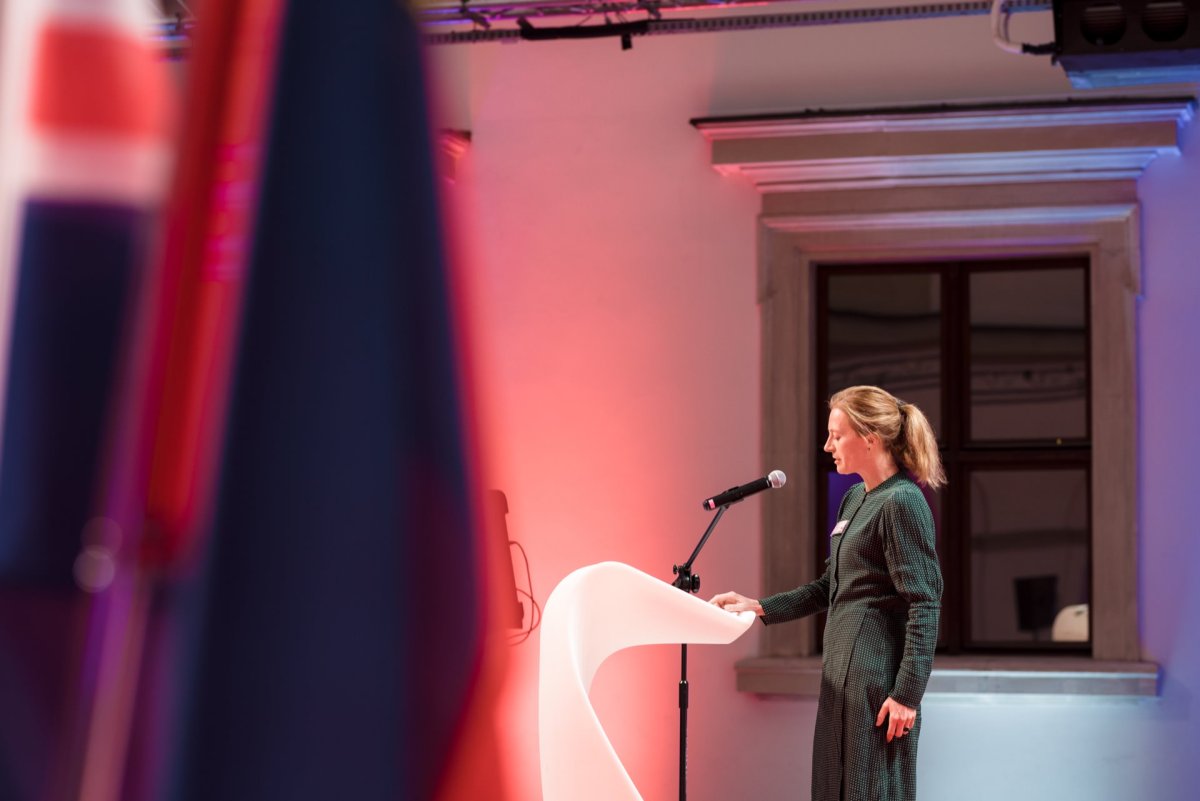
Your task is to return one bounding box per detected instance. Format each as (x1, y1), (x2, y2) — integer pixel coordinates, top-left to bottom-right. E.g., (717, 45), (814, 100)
(690, 98), (1193, 695)
(755, 204), (1139, 670)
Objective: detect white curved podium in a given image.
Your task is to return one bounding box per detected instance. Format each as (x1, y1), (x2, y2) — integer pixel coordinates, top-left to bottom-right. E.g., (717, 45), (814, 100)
(538, 561), (755, 801)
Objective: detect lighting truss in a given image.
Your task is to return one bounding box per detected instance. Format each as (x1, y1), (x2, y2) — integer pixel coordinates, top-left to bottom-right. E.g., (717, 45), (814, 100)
(415, 0), (1052, 46)
(149, 0), (1054, 49)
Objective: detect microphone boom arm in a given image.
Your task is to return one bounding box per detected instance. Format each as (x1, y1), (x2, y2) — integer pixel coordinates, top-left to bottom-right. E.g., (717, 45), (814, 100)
(672, 505), (726, 592)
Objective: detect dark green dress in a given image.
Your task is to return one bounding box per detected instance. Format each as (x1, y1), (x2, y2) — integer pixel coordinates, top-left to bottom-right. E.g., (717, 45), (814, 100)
(760, 472), (942, 801)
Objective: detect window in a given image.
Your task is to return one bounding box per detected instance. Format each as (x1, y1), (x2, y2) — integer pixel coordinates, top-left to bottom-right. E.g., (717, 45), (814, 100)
(693, 98), (1187, 692)
(815, 258), (1091, 653)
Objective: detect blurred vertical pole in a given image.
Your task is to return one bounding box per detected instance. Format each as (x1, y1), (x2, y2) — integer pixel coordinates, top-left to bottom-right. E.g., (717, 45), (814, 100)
(71, 2), (284, 801)
(139, 0), (285, 573)
(164, 1), (511, 799)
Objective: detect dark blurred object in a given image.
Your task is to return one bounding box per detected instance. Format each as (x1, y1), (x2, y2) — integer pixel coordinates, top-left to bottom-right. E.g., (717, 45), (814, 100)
(488, 490), (525, 628)
(0, 588), (86, 801)
(1014, 575), (1059, 634)
(0, 203), (143, 587)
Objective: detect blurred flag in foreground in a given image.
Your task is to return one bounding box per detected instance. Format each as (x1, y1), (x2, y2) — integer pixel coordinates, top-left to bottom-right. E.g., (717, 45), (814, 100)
(0, 0), (172, 798)
(0, 0), (173, 584)
(164, 2), (512, 801)
(68, 3), (283, 801)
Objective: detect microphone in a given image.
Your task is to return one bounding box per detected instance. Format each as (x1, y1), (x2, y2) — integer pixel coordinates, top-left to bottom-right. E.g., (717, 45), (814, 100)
(702, 470), (786, 510)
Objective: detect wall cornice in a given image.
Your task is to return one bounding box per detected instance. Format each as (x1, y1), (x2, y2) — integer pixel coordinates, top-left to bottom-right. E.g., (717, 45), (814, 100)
(694, 98), (1195, 191)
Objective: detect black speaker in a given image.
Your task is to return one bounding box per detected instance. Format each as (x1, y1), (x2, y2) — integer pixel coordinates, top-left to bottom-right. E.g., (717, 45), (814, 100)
(1053, 0), (1200, 86)
(1014, 575), (1059, 633)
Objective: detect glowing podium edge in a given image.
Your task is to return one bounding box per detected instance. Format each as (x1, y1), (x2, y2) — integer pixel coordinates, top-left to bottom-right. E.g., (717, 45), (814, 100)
(538, 561), (755, 801)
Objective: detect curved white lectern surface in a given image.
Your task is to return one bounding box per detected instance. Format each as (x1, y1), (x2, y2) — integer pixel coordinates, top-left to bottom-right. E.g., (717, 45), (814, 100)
(538, 561), (755, 801)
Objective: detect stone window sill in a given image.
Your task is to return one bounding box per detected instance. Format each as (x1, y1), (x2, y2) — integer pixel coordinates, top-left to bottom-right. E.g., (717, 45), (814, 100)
(735, 656), (1159, 698)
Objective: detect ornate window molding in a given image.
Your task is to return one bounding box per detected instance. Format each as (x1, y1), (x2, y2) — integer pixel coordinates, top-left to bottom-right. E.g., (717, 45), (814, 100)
(694, 98), (1193, 192)
(694, 98), (1194, 697)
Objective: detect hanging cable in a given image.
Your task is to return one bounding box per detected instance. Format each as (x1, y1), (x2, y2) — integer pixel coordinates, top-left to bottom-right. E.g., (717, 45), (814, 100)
(506, 539), (543, 646)
(990, 0), (1056, 55)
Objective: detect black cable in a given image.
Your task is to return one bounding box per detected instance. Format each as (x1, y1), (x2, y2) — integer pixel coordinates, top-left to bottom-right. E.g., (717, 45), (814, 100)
(506, 539), (542, 645)
(1022, 42), (1056, 55)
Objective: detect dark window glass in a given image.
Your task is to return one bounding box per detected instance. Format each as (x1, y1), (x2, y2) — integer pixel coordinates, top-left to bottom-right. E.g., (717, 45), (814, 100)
(968, 468), (1090, 645)
(827, 272), (942, 435)
(969, 268), (1088, 442)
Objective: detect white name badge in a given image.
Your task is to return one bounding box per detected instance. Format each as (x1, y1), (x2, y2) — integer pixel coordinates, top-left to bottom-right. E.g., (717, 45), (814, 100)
(831, 520), (848, 536)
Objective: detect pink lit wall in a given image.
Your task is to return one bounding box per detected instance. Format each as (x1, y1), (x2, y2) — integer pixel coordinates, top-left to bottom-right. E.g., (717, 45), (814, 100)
(437, 37), (766, 799)
(430, 11), (1200, 800)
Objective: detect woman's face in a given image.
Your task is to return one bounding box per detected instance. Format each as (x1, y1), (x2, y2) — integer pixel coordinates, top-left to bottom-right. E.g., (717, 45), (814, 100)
(824, 407), (874, 477)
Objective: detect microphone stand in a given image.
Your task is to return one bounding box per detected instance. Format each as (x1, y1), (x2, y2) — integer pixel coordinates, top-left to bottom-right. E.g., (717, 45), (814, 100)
(670, 503), (728, 801)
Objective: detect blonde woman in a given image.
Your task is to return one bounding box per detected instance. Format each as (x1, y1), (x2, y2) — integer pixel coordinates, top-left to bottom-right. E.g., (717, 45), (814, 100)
(711, 386), (944, 801)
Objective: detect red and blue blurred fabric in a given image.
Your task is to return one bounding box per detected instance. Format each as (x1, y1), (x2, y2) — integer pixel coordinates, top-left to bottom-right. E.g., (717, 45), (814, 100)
(164, 2), (508, 800)
(0, 1), (509, 799)
(0, 1), (172, 797)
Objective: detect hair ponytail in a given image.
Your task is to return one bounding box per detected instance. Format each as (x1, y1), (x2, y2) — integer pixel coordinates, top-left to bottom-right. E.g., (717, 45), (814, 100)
(829, 385), (946, 490)
(895, 402), (945, 490)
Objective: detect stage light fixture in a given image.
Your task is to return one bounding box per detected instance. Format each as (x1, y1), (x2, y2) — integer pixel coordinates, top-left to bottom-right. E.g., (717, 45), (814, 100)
(1053, 0), (1200, 87)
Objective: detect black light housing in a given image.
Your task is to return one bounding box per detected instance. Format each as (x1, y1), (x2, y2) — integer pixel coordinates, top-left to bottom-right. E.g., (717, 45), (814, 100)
(1053, 0), (1200, 87)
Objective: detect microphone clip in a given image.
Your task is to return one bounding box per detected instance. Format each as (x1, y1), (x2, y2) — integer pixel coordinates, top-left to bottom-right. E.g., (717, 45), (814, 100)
(672, 564), (700, 593)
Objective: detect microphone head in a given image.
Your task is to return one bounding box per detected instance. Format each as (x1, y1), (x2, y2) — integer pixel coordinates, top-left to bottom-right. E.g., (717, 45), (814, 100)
(768, 470), (786, 489)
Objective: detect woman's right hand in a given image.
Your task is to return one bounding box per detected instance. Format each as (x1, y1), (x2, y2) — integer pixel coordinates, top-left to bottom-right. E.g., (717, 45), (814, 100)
(708, 591), (765, 616)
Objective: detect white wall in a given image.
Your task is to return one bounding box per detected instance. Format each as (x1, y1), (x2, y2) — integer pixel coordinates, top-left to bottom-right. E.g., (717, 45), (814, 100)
(427, 9), (1200, 800)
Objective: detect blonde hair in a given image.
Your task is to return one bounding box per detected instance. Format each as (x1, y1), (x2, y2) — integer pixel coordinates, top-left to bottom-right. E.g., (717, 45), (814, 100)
(829, 385), (946, 490)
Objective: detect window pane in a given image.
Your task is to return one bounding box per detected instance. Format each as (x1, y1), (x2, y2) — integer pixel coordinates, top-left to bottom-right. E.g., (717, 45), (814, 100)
(826, 272), (941, 435)
(969, 268), (1087, 441)
(968, 469), (1089, 645)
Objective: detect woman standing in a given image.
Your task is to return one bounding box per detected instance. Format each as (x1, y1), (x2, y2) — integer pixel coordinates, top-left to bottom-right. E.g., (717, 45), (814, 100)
(711, 385), (944, 801)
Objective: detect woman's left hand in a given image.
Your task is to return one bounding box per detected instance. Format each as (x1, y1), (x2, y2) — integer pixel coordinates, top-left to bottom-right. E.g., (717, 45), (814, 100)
(875, 696), (916, 743)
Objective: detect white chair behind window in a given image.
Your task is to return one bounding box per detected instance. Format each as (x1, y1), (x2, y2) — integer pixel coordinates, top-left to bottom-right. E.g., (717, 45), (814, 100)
(1051, 603), (1089, 642)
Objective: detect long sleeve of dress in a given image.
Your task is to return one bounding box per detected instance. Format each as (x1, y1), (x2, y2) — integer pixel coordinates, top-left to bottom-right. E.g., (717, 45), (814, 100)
(759, 489), (852, 626)
(759, 565), (831, 625)
(881, 492), (942, 708)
